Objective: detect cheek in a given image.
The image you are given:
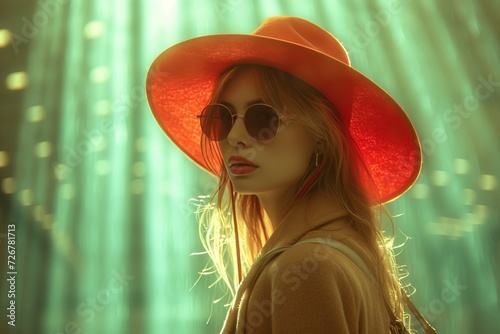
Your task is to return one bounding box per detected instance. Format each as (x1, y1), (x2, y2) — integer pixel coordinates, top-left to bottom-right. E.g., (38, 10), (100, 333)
(281, 145), (313, 171)
(218, 141), (230, 160)
(267, 135), (314, 173)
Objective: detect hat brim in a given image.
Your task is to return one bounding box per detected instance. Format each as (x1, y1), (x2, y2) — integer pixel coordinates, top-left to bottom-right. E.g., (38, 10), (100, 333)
(146, 34), (422, 203)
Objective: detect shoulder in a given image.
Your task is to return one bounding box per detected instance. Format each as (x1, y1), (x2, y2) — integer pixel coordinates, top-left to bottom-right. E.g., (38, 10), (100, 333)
(267, 240), (371, 296)
(253, 241), (386, 333)
(273, 240), (366, 276)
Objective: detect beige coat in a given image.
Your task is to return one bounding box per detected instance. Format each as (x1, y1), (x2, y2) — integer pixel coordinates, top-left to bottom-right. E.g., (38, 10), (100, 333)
(221, 196), (390, 333)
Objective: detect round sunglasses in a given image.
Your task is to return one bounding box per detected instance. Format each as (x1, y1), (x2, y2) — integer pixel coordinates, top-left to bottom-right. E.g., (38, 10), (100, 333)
(197, 103), (288, 141)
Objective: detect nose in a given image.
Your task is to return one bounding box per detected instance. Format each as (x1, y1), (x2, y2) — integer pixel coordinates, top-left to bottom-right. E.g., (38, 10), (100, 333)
(227, 114), (251, 147)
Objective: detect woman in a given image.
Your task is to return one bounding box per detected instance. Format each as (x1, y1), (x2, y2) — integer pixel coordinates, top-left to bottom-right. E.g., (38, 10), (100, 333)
(146, 16), (436, 333)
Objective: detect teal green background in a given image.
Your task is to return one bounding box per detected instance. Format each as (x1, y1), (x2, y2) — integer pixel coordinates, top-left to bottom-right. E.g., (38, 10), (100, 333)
(0, 0), (498, 333)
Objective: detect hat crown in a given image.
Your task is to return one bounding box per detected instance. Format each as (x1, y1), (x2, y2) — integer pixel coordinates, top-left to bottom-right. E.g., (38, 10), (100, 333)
(252, 16), (350, 66)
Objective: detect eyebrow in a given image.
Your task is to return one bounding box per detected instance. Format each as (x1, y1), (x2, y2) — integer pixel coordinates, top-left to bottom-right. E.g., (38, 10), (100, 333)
(218, 98), (265, 110)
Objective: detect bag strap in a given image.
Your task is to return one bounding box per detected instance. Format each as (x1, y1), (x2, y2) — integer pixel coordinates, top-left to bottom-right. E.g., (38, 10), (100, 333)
(294, 238), (437, 334)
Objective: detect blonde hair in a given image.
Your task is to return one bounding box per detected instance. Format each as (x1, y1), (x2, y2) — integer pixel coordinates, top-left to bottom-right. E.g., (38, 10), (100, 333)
(197, 64), (409, 324)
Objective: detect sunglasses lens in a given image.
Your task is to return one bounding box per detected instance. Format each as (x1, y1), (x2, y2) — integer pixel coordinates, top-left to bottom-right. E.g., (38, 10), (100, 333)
(200, 104), (232, 141)
(245, 105), (279, 141)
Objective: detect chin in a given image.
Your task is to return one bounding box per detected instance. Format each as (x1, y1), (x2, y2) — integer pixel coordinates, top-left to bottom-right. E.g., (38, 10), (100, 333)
(230, 180), (264, 195)
(231, 186), (261, 195)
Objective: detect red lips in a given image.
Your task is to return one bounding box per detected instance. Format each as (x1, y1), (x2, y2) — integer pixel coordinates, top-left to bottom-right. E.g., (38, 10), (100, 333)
(228, 156), (259, 175)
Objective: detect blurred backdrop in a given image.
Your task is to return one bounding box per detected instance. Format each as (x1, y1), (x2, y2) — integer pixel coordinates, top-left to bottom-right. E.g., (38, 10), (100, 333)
(0, 0), (499, 333)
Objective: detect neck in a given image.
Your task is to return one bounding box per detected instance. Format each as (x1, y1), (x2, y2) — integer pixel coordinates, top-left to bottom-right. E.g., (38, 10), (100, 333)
(258, 188), (341, 230)
(257, 187), (297, 230)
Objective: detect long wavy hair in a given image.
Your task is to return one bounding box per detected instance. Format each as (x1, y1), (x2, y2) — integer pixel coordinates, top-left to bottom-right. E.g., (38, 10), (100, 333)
(197, 64), (409, 326)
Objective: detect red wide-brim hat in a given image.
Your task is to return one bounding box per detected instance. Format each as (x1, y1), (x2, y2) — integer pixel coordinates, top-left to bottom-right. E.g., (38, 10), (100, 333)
(146, 16), (422, 203)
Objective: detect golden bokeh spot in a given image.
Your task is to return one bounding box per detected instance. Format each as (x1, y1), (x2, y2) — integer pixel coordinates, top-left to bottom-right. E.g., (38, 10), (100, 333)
(27, 105), (46, 122)
(0, 151), (8, 167)
(6, 71), (29, 90)
(0, 29), (10, 48)
(95, 160), (110, 175)
(84, 21), (105, 39)
(478, 174), (497, 191)
(411, 183), (429, 199)
(95, 100), (111, 115)
(2, 177), (15, 194)
(90, 66), (110, 83)
(431, 170), (449, 187)
(454, 158), (470, 175)
(35, 141), (52, 158)
(62, 183), (75, 200)
(20, 189), (34, 206)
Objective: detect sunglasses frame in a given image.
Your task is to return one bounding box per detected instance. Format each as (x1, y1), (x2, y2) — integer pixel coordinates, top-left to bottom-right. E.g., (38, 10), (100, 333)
(197, 103), (290, 142)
